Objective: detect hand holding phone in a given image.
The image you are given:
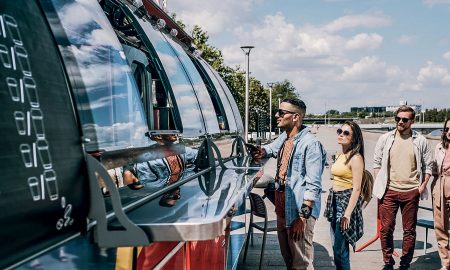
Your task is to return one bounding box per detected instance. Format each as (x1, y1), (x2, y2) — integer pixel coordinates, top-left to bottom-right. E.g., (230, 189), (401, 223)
(245, 143), (265, 160)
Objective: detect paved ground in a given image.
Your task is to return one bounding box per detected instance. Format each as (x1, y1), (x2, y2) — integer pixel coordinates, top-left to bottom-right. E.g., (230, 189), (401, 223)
(237, 126), (442, 270)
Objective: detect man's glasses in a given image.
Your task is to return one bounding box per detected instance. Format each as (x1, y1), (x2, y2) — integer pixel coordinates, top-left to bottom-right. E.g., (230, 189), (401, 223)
(444, 127), (449, 133)
(395, 116), (411, 123)
(336, 128), (351, 137)
(276, 109), (297, 117)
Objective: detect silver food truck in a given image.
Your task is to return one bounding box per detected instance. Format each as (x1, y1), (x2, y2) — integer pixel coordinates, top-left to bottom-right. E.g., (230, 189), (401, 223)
(0, 0), (263, 269)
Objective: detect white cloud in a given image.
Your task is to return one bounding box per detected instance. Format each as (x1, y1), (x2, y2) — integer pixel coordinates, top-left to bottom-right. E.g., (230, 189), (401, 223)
(417, 61), (450, 86)
(345, 33), (383, 50)
(423, 0), (450, 7)
(167, 0), (259, 34)
(168, 1), (449, 112)
(397, 35), (416, 44)
(443, 51), (450, 61)
(323, 13), (391, 32)
(341, 56), (388, 82)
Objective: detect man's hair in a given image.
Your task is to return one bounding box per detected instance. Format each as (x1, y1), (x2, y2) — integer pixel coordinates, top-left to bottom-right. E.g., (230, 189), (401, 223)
(282, 98), (306, 115)
(395, 105), (415, 119)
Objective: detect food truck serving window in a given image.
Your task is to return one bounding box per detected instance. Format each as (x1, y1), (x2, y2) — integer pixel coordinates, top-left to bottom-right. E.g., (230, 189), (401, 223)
(206, 62), (244, 133)
(41, 0), (150, 152)
(0, 1), (89, 268)
(196, 58), (238, 132)
(163, 35), (220, 134)
(139, 21), (206, 137)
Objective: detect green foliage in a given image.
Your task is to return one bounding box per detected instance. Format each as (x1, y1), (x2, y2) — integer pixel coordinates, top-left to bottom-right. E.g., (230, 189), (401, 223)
(326, 109), (340, 116)
(424, 108), (450, 122)
(170, 13), (186, 30)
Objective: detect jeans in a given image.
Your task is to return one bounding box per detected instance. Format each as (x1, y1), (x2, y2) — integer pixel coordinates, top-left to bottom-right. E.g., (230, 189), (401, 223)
(330, 195), (351, 270)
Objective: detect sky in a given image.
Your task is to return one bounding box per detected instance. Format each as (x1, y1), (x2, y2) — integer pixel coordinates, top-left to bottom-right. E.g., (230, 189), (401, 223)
(165, 0), (450, 114)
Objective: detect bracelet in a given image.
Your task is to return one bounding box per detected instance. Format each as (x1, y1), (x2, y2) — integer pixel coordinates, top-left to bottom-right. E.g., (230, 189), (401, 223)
(299, 204), (312, 219)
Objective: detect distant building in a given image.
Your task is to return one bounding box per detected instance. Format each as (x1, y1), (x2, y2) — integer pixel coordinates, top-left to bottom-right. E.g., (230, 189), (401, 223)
(350, 106), (386, 113)
(351, 101), (422, 114)
(386, 103), (422, 113)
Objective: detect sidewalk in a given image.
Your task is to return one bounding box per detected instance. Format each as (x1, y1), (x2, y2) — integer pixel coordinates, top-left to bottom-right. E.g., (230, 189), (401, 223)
(237, 127), (441, 269)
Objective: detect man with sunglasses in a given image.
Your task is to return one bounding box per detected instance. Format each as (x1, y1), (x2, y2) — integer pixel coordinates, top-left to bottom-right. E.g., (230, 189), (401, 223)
(250, 98), (326, 269)
(373, 105), (433, 270)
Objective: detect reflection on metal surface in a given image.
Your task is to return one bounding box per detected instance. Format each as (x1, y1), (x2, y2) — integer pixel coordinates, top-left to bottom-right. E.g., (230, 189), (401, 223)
(125, 6), (205, 137)
(113, 165), (258, 242)
(46, 0), (149, 152)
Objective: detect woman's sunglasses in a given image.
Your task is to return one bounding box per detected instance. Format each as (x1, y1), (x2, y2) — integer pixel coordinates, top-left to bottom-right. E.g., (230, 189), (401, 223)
(444, 127), (449, 133)
(336, 128), (351, 137)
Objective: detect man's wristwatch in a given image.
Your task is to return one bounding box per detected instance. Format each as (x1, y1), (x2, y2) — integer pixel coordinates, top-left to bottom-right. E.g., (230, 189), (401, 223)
(299, 204), (312, 219)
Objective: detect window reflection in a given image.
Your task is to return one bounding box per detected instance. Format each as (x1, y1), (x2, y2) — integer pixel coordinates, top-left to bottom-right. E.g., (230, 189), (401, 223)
(163, 37), (220, 134)
(103, 133), (198, 206)
(202, 60), (244, 133)
(196, 59), (238, 132)
(43, 0), (149, 151)
(142, 24), (206, 137)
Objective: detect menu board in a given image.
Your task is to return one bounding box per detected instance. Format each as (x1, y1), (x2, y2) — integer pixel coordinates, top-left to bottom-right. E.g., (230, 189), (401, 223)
(0, 1), (89, 268)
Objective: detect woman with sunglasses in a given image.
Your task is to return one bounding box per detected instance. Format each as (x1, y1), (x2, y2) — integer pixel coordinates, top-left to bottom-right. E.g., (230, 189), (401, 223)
(432, 118), (450, 270)
(324, 121), (365, 270)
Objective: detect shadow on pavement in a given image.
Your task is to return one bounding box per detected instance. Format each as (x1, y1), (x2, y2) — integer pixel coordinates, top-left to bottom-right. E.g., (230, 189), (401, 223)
(237, 233), (334, 269)
(409, 250), (441, 270)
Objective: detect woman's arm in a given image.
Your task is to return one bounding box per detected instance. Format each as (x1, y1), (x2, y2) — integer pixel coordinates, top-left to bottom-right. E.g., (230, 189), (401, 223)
(341, 154), (364, 230)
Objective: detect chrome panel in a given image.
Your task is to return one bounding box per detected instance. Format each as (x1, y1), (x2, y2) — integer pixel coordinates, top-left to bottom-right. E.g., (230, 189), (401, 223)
(43, 0), (150, 152)
(111, 165), (262, 241)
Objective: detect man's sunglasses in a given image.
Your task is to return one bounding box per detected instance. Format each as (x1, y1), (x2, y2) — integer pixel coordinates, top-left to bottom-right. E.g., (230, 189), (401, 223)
(336, 128), (351, 137)
(276, 109), (297, 117)
(395, 116), (411, 123)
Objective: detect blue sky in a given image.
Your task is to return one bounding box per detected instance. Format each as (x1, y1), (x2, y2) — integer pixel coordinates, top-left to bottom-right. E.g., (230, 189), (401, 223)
(167, 0), (450, 113)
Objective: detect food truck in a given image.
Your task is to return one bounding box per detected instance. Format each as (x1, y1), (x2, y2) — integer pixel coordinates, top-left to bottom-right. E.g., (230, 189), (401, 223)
(0, 0), (263, 269)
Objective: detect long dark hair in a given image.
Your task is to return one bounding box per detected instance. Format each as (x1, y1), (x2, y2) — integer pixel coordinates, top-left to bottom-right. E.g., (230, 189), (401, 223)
(342, 120), (365, 165)
(442, 118), (450, 149)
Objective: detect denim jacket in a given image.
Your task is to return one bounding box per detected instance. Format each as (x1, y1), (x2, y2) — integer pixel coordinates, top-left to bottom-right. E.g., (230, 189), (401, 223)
(263, 126), (326, 226)
(372, 129), (433, 200)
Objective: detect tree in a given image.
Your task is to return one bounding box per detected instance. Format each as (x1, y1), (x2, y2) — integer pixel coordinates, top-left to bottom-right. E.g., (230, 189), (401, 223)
(327, 109), (340, 116)
(172, 18), (301, 132)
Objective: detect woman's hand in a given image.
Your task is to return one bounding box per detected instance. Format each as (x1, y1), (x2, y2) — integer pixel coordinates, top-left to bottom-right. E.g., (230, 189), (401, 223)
(340, 214), (350, 231)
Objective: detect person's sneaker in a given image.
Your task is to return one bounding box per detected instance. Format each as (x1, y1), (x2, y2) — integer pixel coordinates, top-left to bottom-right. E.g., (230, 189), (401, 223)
(382, 263), (394, 270)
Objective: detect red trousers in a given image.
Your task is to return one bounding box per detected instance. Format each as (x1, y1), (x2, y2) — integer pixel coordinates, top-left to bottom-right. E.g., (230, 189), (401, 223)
(378, 188), (420, 264)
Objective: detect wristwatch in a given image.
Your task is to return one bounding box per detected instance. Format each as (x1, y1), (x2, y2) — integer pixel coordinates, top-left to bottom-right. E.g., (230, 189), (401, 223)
(299, 204), (312, 219)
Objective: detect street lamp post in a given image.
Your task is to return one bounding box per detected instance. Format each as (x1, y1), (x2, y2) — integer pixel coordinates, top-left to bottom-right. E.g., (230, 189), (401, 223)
(240, 45), (254, 143)
(267, 82), (275, 141)
(277, 93), (283, 134)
